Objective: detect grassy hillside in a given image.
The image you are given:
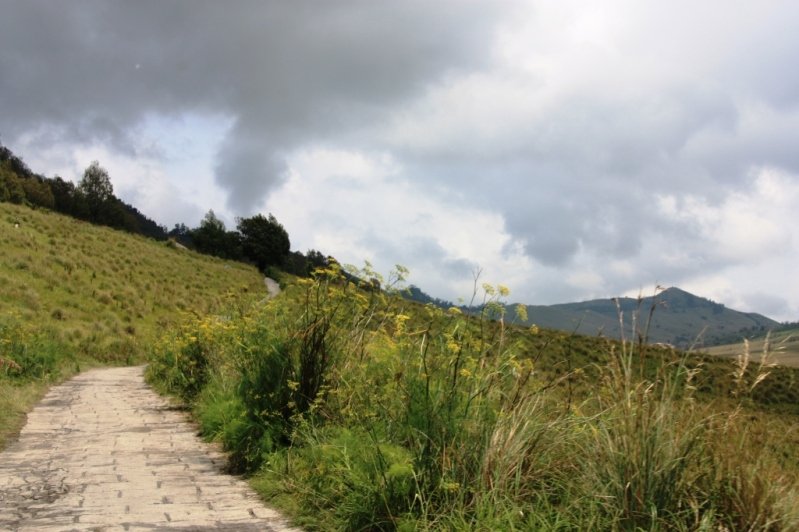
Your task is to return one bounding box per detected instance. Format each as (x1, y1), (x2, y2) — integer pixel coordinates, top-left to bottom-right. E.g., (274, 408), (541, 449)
(0, 202), (264, 447)
(510, 287), (778, 348)
(147, 268), (799, 530)
(703, 327), (799, 368)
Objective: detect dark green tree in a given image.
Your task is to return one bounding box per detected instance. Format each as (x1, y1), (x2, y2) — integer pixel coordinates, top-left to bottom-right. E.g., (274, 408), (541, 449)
(20, 177), (55, 209)
(168, 223), (194, 247)
(78, 161), (114, 222)
(0, 162), (26, 204)
(237, 213), (290, 271)
(305, 249), (329, 272)
(50, 176), (83, 217)
(191, 210), (242, 259)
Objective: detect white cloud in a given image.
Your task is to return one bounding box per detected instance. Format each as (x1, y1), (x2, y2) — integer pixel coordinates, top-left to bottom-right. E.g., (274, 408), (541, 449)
(10, 112), (234, 229)
(651, 167), (799, 320)
(657, 167), (795, 262)
(264, 147), (534, 301)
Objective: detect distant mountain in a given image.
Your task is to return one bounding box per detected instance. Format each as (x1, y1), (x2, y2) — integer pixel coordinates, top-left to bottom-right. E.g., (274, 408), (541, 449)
(507, 287), (778, 348)
(400, 285), (779, 348)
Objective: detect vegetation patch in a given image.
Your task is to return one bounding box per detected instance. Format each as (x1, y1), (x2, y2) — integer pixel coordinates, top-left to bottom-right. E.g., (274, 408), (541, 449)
(148, 266), (799, 530)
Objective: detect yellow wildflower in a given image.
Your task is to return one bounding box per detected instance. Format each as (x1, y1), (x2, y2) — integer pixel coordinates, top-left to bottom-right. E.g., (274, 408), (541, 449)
(440, 480), (460, 493)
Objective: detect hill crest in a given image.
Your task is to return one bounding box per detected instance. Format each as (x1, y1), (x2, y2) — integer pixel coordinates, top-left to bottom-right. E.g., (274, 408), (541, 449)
(511, 286), (778, 348)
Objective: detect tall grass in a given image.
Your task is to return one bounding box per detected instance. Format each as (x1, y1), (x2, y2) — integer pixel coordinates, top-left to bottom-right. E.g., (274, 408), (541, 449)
(0, 311), (86, 447)
(147, 267), (799, 530)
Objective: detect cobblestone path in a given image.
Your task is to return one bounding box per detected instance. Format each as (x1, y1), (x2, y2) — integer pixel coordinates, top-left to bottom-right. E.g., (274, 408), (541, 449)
(0, 366), (299, 531)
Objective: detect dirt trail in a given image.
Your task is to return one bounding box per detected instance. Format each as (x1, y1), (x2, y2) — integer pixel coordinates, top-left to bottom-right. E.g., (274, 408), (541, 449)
(0, 366), (299, 531)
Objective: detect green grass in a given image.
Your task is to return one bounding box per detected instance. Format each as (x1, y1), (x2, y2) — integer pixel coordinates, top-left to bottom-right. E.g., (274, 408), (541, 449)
(0, 376), (50, 449)
(0, 202), (263, 447)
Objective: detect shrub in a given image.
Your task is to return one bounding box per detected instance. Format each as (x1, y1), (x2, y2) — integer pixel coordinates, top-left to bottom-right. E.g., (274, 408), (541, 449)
(255, 427), (416, 530)
(0, 317), (63, 380)
(231, 339), (295, 471)
(146, 318), (220, 400)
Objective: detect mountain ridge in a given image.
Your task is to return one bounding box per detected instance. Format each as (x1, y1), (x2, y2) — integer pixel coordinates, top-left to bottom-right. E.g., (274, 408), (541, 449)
(510, 286), (778, 348)
(403, 285), (779, 348)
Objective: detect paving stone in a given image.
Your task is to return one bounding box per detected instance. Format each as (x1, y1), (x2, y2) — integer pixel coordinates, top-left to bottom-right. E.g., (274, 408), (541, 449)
(0, 366), (300, 531)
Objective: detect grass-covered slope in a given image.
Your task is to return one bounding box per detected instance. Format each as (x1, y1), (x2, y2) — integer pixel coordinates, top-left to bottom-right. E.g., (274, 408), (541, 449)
(0, 202), (263, 447)
(147, 268), (799, 530)
(703, 327), (799, 368)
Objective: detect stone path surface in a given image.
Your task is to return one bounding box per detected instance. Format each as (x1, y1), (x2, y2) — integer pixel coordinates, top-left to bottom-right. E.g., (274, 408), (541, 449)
(0, 366), (299, 531)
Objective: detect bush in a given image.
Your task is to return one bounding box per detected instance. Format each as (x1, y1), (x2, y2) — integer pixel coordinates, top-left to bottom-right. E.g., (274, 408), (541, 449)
(231, 338), (295, 471)
(0, 317), (64, 380)
(255, 427), (416, 530)
(146, 318), (219, 400)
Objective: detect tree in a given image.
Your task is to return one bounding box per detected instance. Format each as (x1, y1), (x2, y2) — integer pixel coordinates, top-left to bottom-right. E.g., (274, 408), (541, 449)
(0, 162), (25, 204)
(191, 210), (242, 260)
(168, 223), (194, 247)
(20, 177), (55, 209)
(237, 213), (290, 271)
(50, 176), (82, 217)
(305, 249), (329, 273)
(78, 161), (114, 222)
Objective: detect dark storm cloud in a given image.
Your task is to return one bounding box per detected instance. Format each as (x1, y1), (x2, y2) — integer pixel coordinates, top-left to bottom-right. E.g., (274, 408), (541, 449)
(0, 0), (512, 212)
(386, 52), (799, 271)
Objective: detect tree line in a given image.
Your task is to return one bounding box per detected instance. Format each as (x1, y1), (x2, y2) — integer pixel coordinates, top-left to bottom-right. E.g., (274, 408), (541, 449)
(1, 147), (166, 239)
(169, 209), (327, 275)
(1, 144), (329, 277)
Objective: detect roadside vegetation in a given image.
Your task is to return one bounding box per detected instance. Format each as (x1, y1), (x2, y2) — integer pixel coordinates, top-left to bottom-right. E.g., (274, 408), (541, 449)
(148, 265), (799, 530)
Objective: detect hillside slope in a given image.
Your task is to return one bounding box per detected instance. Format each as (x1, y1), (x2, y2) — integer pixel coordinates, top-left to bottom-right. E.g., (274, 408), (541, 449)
(703, 326), (799, 367)
(1, 203), (264, 359)
(0, 202), (264, 447)
(508, 287), (778, 348)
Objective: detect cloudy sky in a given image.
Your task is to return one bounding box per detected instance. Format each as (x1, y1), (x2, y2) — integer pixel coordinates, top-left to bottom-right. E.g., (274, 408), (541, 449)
(2, 1), (799, 320)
